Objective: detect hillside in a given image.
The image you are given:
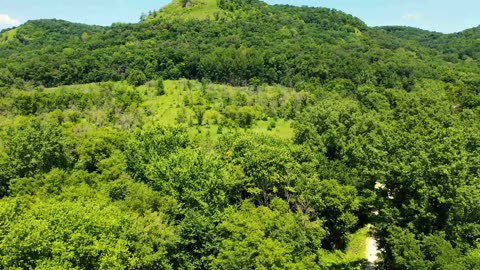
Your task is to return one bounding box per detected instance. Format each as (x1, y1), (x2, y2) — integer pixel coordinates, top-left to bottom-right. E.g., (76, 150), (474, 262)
(0, 0), (369, 87)
(0, 1), (480, 269)
(151, 0), (226, 20)
(0, 19), (105, 46)
(373, 25), (480, 60)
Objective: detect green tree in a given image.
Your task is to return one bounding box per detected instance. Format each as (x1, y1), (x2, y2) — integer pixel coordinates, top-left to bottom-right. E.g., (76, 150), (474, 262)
(299, 179), (360, 250)
(0, 68), (14, 87)
(382, 226), (428, 270)
(127, 69), (147, 86)
(0, 197), (176, 269)
(0, 119), (69, 196)
(212, 199), (326, 269)
(156, 77), (165, 96)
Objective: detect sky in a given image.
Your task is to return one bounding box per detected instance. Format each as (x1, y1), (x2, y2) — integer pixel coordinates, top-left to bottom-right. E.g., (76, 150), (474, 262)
(0, 0), (479, 33)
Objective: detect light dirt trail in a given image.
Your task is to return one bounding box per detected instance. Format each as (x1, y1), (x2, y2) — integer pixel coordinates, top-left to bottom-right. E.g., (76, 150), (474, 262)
(366, 182), (385, 269)
(365, 225), (378, 270)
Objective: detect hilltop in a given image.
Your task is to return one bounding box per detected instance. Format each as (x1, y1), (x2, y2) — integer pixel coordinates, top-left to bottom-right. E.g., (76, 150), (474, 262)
(145, 0), (268, 21)
(150, 0), (225, 20)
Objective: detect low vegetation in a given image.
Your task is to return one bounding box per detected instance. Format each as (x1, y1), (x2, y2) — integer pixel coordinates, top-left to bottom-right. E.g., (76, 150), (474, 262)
(0, 0), (480, 269)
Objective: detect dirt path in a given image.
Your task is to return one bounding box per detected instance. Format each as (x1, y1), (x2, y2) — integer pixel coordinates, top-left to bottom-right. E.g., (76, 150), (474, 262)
(365, 225), (378, 270)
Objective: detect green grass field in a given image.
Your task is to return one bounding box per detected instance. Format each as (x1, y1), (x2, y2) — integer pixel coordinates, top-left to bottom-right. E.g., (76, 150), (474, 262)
(141, 79), (295, 141)
(345, 226), (369, 263)
(317, 226), (370, 269)
(44, 79), (296, 142)
(151, 0), (226, 21)
(0, 29), (17, 44)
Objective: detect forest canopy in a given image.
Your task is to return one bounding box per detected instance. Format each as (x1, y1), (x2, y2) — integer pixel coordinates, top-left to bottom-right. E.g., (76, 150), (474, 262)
(0, 0), (480, 269)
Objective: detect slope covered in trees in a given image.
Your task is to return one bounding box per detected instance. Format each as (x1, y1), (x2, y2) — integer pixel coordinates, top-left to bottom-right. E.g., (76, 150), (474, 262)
(0, 0), (480, 269)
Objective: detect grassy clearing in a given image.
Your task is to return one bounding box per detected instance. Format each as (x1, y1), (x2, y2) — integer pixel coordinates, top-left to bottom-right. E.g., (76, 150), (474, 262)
(345, 226), (369, 262)
(153, 0), (226, 21)
(0, 29), (18, 44)
(142, 79), (296, 141)
(253, 119), (294, 139)
(44, 79), (296, 142)
(316, 226), (369, 269)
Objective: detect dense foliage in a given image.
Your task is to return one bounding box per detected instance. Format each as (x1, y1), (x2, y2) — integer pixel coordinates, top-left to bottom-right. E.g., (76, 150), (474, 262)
(1, 0), (480, 269)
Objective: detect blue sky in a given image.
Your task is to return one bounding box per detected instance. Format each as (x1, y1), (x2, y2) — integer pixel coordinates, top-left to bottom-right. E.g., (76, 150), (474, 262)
(0, 0), (479, 33)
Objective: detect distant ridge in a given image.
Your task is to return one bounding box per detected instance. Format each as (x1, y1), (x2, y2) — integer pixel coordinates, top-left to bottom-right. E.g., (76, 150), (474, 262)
(0, 19), (105, 45)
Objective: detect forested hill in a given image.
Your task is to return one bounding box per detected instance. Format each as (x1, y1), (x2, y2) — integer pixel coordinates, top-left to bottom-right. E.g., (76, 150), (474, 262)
(0, 0), (480, 269)
(374, 25), (480, 60)
(0, 0), (369, 87)
(0, 19), (105, 46)
(1, 0), (479, 94)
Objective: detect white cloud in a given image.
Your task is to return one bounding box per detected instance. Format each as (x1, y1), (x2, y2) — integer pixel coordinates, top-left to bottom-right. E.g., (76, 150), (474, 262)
(402, 13), (419, 20)
(0, 14), (20, 26)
